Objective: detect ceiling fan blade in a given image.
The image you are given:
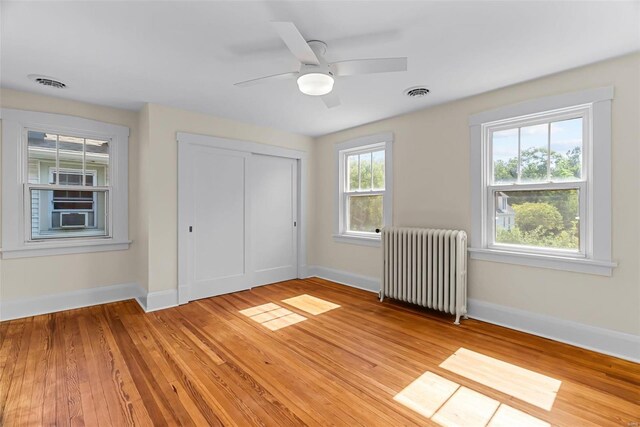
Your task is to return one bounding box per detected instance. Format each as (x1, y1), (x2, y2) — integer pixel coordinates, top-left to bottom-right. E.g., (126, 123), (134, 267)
(271, 22), (320, 65)
(330, 57), (407, 76)
(321, 92), (341, 108)
(234, 71), (298, 88)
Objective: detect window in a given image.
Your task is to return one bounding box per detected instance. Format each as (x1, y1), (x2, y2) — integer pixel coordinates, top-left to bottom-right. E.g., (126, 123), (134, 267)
(469, 87), (616, 275)
(489, 112), (586, 255)
(2, 109), (129, 258)
(334, 133), (393, 246)
(27, 131), (109, 240)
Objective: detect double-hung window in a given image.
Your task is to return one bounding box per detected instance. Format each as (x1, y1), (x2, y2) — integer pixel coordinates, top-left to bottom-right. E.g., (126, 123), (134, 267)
(334, 133), (393, 246)
(28, 132), (109, 239)
(469, 87), (616, 275)
(488, 109), (587, 255)
(1, 109), (130, 258)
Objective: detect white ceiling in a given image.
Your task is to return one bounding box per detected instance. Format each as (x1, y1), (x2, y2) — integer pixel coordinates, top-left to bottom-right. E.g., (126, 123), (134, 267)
(2, 1), (639, 136)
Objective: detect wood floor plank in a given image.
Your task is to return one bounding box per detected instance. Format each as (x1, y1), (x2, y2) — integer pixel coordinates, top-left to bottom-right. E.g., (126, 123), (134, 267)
(25, 315), (53, 426)
(15, 316), (46, 426)
(103, 304), (185, 427)
(1, 317), (35, 426)
(91, 306), (155, 427)
(144, 311), (246, 426)
(65, 310), (99, 427)
(1, 278), (638, 427)
(110, 303), (198, 426)
(0, 321), (27, 424)
(75, 311), (115, 427)
(64, 313), (91, 425)
(79, 307), (141, 426)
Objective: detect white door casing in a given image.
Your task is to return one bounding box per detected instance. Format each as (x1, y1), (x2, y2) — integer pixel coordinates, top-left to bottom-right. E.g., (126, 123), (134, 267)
(177, 133), (307, 304)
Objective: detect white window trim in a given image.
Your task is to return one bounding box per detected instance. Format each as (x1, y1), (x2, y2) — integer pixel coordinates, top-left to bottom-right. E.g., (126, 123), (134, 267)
(1, 108), (130, 259)
(469, 86), (617, 276)
(333, 132), (393, 246)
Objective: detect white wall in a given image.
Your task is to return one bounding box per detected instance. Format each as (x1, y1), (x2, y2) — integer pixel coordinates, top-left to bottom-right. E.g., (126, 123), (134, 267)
(311, 53), (640, 337)
(0, 88), (140, 301)
(137, 104), (150, 292)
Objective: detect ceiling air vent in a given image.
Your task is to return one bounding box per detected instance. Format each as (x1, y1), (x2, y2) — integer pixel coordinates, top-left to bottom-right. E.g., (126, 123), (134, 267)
(404, 87), (430, 98)
(28, 74), (66, 89)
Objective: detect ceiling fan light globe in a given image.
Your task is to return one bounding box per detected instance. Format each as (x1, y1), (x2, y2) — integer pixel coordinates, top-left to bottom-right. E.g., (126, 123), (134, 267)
(297, 73), (334, 96)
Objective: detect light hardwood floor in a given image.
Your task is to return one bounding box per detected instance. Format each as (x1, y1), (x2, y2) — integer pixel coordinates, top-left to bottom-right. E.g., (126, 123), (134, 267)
(1, 278), (638, 426)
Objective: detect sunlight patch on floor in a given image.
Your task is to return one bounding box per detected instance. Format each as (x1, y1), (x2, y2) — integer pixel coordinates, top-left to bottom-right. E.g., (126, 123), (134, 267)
(394, 371), (459, 418)
(439, 348), (561, 411)
(239, 303), (307, 331)
(488, 405), (550, 427)
(432, 386), (499, 427)
(394, 371), (550, 427)
(239, 303), (280, 317)
(251, 307), (292, 323)
(262, 313), (307, 331)
(282, 294), (341, 315)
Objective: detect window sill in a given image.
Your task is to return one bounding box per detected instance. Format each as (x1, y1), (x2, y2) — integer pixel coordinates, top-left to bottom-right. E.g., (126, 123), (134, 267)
(0, 239), (132, 259)
(333, 234), (381, 247)
(468, 247), (617, 276)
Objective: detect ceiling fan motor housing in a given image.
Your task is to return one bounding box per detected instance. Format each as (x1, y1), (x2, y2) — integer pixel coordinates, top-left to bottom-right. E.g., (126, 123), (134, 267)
(307, 40), (328, 58)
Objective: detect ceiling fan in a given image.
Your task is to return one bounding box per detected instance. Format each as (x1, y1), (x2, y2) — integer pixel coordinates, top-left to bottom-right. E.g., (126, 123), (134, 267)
(234, 22), (408, 108)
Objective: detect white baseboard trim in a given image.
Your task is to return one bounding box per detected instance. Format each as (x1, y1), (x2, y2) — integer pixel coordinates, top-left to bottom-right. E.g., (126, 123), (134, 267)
(298, 264), (309, 280)
(141, 289), (178, 313)
(1, 282), (180, 321)
(307, 265), (379, 293)
(134, 287), (147, 312)
(307, 265), (639, 363)
(467, 298), (640, 363)
(0, 282), (143, 321)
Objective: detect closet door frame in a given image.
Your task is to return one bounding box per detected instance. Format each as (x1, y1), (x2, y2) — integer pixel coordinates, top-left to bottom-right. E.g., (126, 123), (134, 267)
(177, 132), (308, 305)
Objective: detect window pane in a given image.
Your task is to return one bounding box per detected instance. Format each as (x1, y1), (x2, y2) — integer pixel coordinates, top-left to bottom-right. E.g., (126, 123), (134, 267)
(86, 138), (110, 185)
(28, 131), (109, 187)
(492, 128), (518, 183)
(30, 189), (108, 240)
(347, 194), (383, 233)
(53, 172), (81, 186)
(550, 118), (582, 181)
(58, 135), (85, 183)
(359, 153), (372, 190)
(347, 154), (359, 191)
(494, 189), (579, 250)
(520, 123), (549, 182)
(27, 131), (56, 184)
(372, 150), (385, 190)
(51, 171), (96, 186)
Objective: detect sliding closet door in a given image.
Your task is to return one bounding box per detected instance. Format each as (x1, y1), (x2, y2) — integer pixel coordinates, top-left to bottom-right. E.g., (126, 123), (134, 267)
(179, 138), (300, 303)
(251, 154), (298, 286)
(188, 146), (251, 300)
